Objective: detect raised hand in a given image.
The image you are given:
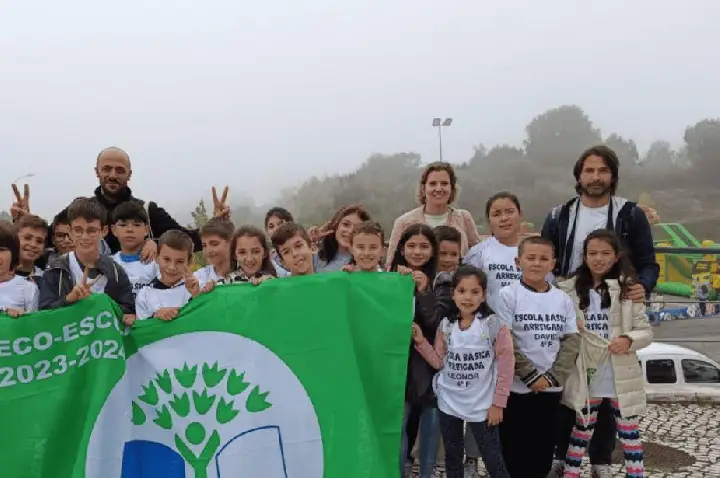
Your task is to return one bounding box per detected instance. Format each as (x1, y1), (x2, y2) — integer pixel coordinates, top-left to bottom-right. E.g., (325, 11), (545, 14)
(66, 268), (101, 304)
(212, 186), (231, 219)
(10, 183), (30, 222)
(307, 225), (334, 245)
(185, 272), (201, 297)
(412, 270), (429, 292)
(411, 322), (425, 344)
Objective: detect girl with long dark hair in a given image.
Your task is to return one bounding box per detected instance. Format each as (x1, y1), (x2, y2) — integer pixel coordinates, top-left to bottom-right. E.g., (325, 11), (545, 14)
(556, 229), (652, 478)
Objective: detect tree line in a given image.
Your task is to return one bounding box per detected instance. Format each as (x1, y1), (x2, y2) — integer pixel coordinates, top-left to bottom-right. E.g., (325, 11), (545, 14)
(262, 104), (719, 240)
(5, 104), (719, 241)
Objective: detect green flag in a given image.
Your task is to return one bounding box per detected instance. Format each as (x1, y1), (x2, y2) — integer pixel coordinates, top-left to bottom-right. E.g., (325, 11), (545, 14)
(0, 272), (414, 478)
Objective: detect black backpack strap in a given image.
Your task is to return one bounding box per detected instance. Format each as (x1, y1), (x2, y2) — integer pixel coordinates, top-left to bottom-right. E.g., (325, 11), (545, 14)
(558, 197), (578, 276)
(143, 201), (154, 239)
(615, 201), (637, 246)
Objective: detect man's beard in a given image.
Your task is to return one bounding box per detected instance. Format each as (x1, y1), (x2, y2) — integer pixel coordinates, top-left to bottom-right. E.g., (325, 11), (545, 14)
(101, 180), (125, 199)
(580, 182), (612, 197)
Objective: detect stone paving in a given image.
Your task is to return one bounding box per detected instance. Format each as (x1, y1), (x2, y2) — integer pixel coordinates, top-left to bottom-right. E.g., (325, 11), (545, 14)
(418, 403), (720, 477)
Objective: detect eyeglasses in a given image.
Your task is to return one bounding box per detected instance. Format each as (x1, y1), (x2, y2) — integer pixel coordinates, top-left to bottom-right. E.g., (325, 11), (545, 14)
(71, 226), (101, 238)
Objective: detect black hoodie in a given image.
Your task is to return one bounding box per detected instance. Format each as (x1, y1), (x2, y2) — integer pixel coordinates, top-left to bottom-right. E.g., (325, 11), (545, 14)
(92, 186), (202, 253)
(39, 253), (135, 313)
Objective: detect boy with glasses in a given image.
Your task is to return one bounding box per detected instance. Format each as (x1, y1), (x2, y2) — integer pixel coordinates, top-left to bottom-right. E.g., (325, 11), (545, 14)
(39, 198), (135, 324)
(48, 208), (75, 260)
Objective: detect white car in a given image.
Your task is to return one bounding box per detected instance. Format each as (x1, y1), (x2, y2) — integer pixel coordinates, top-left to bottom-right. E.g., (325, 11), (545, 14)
(637, 342), (720, 401)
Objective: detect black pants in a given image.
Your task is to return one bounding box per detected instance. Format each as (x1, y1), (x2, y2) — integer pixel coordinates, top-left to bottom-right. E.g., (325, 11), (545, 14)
(439, 410), (509, 478)
(499, 392), (561, 478)
(554, 401), (616, 465)
(405, 405), (421, 460)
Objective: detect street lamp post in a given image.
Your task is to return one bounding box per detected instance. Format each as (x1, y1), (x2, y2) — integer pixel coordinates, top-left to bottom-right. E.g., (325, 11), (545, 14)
(432, 118), (453, 161)
(12, 173), (35, 184)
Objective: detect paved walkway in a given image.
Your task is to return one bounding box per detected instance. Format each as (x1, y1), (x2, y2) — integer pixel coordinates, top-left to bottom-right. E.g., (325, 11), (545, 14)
(455, 404), (720, 477)
(415, 318), (720, 477)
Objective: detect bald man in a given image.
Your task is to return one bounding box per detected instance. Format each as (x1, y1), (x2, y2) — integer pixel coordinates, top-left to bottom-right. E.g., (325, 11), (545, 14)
(93, 147), (203, 256)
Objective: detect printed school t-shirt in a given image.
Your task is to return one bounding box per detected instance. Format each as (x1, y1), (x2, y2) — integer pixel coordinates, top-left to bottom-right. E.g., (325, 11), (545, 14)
(135, 279), (192, 320)
(193, 265), (228, 288)
(584, 289), (616, 398)
(113, 253), (159, 297)
(434, 315), (501, 422)
(464, 236), (521, 313)
(68, 252), (108, 294)
(496, 281), (578, 394)
(568, 203), (608, 274)
(0, 275), (39, 313)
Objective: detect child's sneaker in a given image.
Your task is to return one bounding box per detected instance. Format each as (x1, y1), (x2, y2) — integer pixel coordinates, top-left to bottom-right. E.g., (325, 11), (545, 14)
(463, 458), (478, 478)
(546, 459), (564, 477)
(590, 464), (613, 478)
(433, 463), (446, 477)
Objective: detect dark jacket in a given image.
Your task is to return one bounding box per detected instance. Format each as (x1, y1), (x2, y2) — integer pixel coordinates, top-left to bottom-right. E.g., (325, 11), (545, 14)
(38, 253), (135, 313)
(540, 196), (659, 295)
(404, 272), (454, 405)
(92, 186), (202, 253)
(403, 274), (450, 405)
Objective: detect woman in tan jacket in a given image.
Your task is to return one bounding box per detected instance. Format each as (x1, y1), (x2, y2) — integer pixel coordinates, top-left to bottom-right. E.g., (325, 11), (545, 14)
(386, 162), (480, 264)
(556, 229), (652, 478)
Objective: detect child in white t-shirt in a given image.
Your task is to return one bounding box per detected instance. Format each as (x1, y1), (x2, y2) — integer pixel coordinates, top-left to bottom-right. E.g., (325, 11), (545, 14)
(110, 202), (159, 298)
(0, 221), (38, 317)
(14, 214), (48, 284)
(556, 229), (651, 478)
(136, 231), (205, 321)
(494, 236), (580, 477)
(413, 264), (512, 478)
(264, 207), (293, 277)
(464, 192), (523, 313)
(342, 221), (386, 273)
(223, 226), (277, 285)
(194, 218), (234, 289)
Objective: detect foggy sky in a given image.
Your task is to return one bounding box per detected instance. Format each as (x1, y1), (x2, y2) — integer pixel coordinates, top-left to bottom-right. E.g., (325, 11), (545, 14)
(1, 0), (719, 219)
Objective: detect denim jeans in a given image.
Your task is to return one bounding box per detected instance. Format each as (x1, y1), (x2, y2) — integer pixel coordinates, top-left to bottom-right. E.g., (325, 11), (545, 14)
(401, 403), (439, 478)
(439, 410), (509, 478)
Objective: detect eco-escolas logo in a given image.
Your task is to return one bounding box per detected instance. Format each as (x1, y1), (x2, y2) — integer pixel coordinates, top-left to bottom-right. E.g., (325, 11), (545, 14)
(86, 332), (324, 478)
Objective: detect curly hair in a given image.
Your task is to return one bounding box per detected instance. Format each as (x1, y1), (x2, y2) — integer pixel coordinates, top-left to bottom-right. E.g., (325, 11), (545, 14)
(417, 162), (458, 205)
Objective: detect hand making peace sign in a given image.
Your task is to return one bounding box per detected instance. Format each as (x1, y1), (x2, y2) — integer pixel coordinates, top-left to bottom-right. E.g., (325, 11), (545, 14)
(212, 186), (231, 219)
(65, 268), (103, 304)
(307, 224), (335, 245)
(11, 183), (30, 221)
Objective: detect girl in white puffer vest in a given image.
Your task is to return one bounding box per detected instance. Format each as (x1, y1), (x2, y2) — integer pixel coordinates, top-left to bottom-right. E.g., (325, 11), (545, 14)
(557, 229), (652, 478)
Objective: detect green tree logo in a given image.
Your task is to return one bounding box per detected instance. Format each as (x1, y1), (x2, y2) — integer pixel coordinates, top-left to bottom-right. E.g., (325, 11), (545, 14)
(131, 362), (273, 478)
